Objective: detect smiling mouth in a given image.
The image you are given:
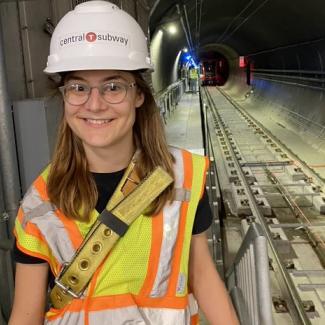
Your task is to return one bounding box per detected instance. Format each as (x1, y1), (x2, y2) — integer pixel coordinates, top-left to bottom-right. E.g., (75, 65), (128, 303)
(84, 118), (113, 125)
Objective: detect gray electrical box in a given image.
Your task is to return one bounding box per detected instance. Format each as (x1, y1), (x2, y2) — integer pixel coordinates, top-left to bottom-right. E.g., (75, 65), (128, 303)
(13, 96), (62, 193)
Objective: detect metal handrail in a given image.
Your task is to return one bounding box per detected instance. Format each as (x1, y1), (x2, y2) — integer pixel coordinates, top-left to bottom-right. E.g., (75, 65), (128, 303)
(155, 79), (186, 123)
(226, 223), (273, 325)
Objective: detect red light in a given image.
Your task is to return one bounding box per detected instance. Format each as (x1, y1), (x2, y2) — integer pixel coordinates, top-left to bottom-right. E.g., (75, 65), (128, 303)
(239, 56), (246, 68)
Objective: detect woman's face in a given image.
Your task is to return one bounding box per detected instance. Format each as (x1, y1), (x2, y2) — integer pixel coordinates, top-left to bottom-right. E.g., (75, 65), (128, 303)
(63, 70), (144, 154)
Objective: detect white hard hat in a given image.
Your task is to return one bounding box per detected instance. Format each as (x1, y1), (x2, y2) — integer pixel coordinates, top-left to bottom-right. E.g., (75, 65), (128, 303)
(44, 0), (153, 74)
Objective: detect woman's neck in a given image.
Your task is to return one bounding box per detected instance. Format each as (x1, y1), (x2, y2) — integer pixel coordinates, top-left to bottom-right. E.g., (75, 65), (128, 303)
(84, 142), (135, 173)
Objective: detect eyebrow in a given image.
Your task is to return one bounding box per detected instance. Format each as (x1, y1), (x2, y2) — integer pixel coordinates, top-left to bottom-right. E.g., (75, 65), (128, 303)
(65, 74), (129, 83)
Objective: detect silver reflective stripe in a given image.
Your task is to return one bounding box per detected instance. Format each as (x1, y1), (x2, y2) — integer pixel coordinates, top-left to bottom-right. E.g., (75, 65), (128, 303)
(21, 186), (46, 228)
(174, 188), (191, 201)
(24, 201), (55, 223)
(45, 306), (191, 325)
(188, 293), (199, 316)
(176, 272), (186, 294)
(90, 307), (192, 325)
(150, 148), (184, 297)
(31, 211), (76, 264)
(151, 201), (182, 297)
(21, 184), (76, 265)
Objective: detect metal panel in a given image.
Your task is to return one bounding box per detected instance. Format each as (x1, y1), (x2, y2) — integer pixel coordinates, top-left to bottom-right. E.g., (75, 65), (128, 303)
(0, 1), (27, 101)
(136, 0), (150, 33)
(17, 0), (52, 98)
(0, 239), (14, 323)
(71, 0), (88, 8)
(51, 0), (72, 23)
(13, 96), (62, 193)
(120, 0), (135, 16)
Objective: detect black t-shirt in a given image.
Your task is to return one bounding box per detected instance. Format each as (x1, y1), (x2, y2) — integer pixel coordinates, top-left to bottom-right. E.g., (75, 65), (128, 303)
(14, 170), (213, 265)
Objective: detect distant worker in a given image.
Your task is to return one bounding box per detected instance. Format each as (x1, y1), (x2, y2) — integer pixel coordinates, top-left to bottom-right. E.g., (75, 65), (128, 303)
(189, 67), (199, 93)
(9, 1), (239, 325)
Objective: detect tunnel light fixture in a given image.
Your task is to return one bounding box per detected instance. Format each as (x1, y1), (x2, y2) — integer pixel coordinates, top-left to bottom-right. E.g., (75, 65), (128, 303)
(167, 24), (177, 35)
(184, 54), (198, 69)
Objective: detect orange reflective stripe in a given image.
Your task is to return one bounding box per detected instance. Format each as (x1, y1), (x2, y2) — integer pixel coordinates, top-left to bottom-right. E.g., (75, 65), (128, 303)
(33, 175), (49, 200)
(16, 207), (24, 223)
(14, 209), (60, 274)
(135, 295), (188, 309)
(34, 172), (83, 250)
(46, 294), (189, 321)
(15, 239), (49, 264)
(24, 221), (45, 240)
(167, 150), (193, 295)
(139, 211), (163, 296)
(199, 156), (210, 199)
(84, 260), (106, 325)
(14, 231), (60, 275)
(55, 209), (83, 250)
(15, 239), (60, 276)
(182, 150), (193, 190)
(191, 313), (199, 324)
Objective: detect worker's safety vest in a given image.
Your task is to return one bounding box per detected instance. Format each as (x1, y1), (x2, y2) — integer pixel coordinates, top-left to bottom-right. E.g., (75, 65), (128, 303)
(189, 69), (198, 80)
(14, 147), (209, 325)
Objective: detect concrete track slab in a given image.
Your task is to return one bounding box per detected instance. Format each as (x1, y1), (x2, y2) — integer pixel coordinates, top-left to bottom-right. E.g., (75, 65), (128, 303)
(240, 105), (325, 179)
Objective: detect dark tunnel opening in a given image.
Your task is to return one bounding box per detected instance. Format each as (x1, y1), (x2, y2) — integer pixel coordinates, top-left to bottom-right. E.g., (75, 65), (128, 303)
(199, 51), (229, 86)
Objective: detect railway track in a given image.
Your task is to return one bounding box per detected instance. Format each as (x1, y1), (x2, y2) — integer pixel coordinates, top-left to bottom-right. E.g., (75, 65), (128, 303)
(202, 86), (325, 324)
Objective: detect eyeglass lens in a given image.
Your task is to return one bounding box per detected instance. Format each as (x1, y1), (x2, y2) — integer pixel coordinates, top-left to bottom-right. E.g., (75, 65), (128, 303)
(62, 82), (130, 105)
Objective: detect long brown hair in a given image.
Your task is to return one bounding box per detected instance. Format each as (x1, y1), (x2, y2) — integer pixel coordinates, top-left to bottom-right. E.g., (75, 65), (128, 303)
(47, 71), (174, 221)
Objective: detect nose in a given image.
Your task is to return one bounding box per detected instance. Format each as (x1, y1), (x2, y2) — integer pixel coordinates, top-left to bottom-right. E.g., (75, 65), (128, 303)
(84, 87), (107, 112)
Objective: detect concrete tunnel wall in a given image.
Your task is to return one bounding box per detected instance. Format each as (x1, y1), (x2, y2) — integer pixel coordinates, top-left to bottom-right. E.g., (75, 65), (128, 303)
(222, 38), (325, 159)
(150, 19), (325, 162)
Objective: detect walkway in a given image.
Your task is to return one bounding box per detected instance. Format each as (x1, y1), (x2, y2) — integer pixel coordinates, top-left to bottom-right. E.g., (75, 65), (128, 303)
(164, 92), (208, 325)
(165, 92), (204, 155)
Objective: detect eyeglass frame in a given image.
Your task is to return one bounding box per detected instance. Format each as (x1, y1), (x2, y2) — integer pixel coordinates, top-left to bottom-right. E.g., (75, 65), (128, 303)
(58, 81), (137, 106)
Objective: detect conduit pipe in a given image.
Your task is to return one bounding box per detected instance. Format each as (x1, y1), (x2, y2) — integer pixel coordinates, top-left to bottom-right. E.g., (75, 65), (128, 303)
(176, 4), (193, 54)
(0, 16), (21, 237)
(183, 4), (194, 51)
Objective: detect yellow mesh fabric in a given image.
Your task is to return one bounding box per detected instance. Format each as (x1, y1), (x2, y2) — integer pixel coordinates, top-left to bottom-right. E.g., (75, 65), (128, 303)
(14, 218), (59, 272)
(41, 166), (50, 180)
(177, 154), (207, 297)
(42, 164), (152, 296)
(94, 214), (152, 296)
(76, 209), (99, 238)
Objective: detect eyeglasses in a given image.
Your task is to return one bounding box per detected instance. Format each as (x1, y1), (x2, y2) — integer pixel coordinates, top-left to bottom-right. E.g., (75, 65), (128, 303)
(59, 81), (137, 106)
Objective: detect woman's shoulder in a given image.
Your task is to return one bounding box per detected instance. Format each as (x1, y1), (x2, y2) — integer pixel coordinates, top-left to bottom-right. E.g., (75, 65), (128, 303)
(20, 166), (55, 221)
(23, 166), (50, 198)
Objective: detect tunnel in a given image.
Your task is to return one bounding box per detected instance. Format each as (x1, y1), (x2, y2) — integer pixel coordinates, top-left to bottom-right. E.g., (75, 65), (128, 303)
(0, 0), (325, 324)
(150, 0), (325, 174)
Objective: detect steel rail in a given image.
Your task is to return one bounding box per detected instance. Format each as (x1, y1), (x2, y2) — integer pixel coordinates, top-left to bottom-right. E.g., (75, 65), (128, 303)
(266, 169), (325, 267)
(202, 86), (312, 325)
(215, 84), (325, 263)
(218, 87), (325, 187)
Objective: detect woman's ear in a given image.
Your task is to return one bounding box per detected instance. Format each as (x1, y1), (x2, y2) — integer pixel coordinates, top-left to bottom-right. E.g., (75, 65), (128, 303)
(135, 91), (145, 108)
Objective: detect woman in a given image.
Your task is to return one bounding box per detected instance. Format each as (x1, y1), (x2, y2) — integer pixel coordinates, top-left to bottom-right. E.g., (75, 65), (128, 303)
(9, 1), (239, 324)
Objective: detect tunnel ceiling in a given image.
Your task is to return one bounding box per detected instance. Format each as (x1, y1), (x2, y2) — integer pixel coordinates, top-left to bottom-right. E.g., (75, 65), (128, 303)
(149, 0), (325, 56)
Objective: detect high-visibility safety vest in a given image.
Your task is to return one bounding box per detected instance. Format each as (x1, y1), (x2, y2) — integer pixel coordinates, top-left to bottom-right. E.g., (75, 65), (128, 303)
(189, 69), (198, 80)
(14, 147), (209, 325)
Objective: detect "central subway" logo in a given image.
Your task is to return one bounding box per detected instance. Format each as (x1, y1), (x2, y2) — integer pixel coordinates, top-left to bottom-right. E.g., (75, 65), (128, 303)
(59, 31), (129, 47)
